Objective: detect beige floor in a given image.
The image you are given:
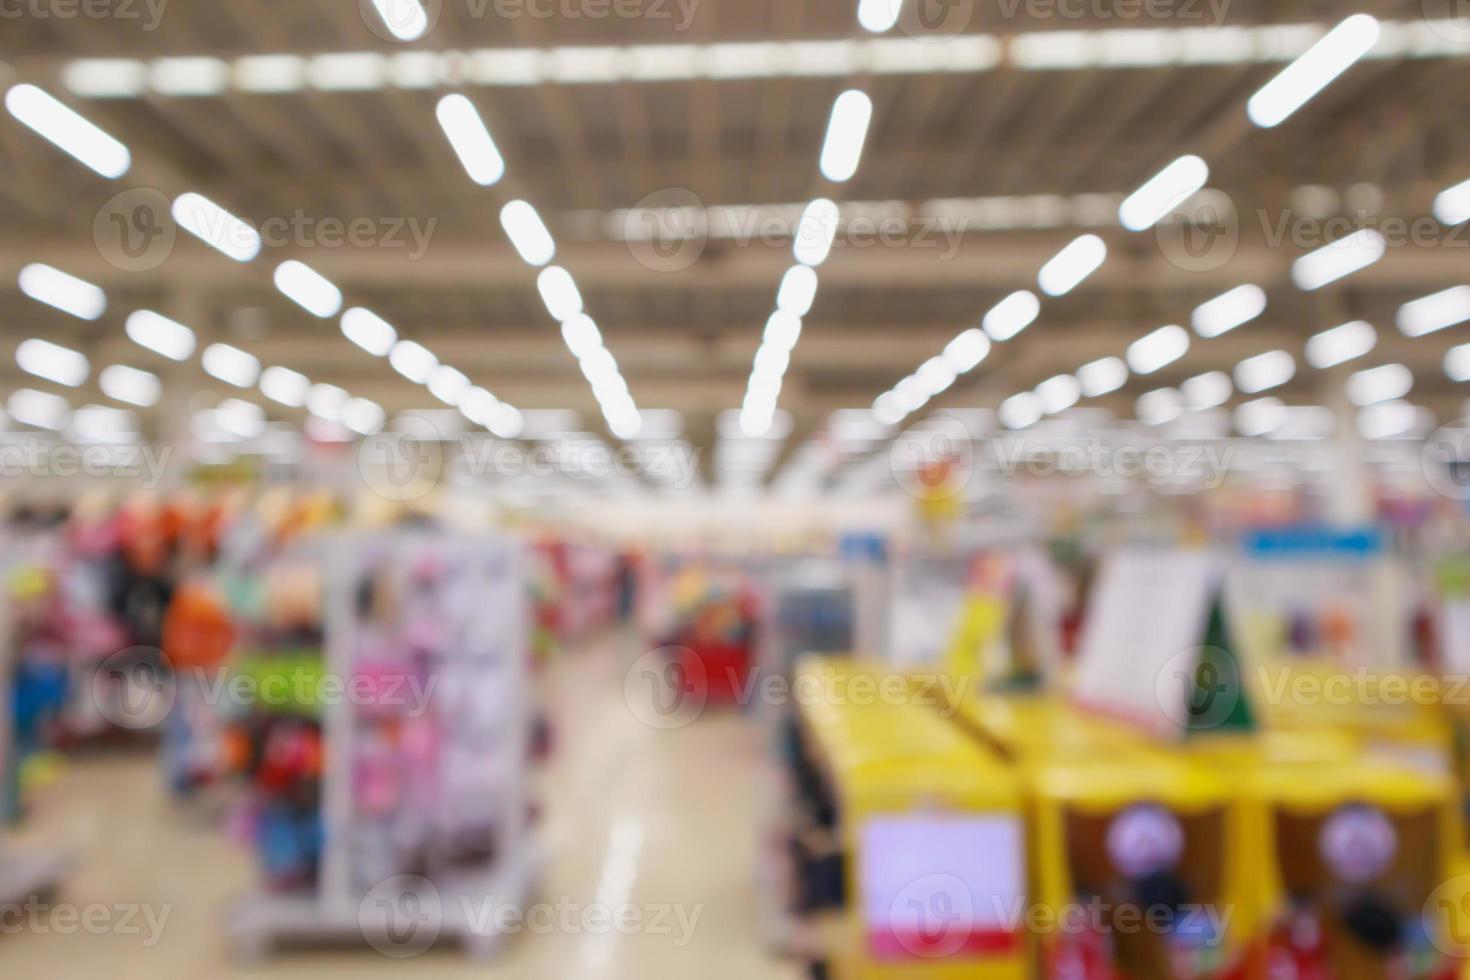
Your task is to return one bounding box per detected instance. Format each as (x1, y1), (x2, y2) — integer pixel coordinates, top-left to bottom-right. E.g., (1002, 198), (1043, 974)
(2, 631), (802, 979)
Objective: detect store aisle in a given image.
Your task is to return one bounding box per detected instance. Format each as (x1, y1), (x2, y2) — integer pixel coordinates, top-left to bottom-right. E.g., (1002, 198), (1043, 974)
(2, 631), (799, 979)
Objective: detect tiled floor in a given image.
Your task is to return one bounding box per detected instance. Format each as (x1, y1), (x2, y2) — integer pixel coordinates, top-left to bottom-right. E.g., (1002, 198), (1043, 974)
(1, 632), (801, 979)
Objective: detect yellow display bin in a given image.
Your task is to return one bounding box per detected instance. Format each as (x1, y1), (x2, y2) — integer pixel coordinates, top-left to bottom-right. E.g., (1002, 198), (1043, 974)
(794, 658), (1029, 980)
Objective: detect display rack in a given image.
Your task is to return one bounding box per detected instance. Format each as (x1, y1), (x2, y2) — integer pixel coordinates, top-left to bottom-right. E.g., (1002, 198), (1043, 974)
(227, 530), (540, 959)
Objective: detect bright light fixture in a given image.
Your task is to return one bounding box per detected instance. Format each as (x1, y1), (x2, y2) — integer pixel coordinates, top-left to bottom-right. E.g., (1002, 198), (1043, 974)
(1118, 155), (1209, 232)
(274, 260), (342, 317)
(999, 392), (1043, 430)
(1433, 177), (1470, 226)
(1290, 229), (1386, 290)
(1236, 397), (1287, 437)
(340, 308), (398, 356)
(436, 93), (505, 186)
(982, 290), (1041, 341)
(1397, 286), (1470, 337)
(857, 0), (901, 32)
(1234, 350), (1296, 394)
(776, 265), (819, 317)
(488, 402), (524, 439)
(1246, 14), (1381, 128)
(500, 200), (556, 267)
(4, 83), (130, 178)
(537, 266), (583, 321)
(260, 366), (310, 407)
(1136, 388), (1184, 426)
(763, 311), (803, 352)
(16, 338), (89, 387)
(793, 198), (840, 267)
(389, 340), (438, 384)
(125, 310), (195, 361)
(342, 397), (386, 435)
(307, 383), (349, 421)
(1037, 234), (1107, 297)
(1036, 374), (1081, 415)
(1446, 343), (1470, 383)
(99, 365), (161, 407)
(1346, 363), (1412, 406)
(172, 192), (261, 262)
(202, 343), (261, 388)
(1077, 356), (1129, 397)
(1182, 371), (1232, 410)
(561, 314), (603, 358)
(428, 365), (470, 405)
(1305, 320), (1376, 368)
(1191, 284), (1266, 337)
(8, 389), (70, 430)
(150, 57), (229, 96)
(819, 89), (873, 183)
(1358, 401), (1421, 441)
(916, 356), (958, 397)
(1126, 325), (1189, 375)
(366, 0), (430, 40)
(942, 328), (991, 374)
(18, 263), (106, 320)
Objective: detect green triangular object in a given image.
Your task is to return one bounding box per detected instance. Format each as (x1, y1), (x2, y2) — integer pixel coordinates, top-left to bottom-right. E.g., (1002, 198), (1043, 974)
(1187, 592), (1256, 734)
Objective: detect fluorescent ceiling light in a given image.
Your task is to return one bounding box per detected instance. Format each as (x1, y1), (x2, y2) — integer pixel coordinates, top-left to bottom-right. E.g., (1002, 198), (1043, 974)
(982, 290), (1041, 341)
(1037, 234), (1107, 296)
(428, 365), (470, 405)
(752, 344), (790, 378)
(999, 392), (1043, 430)
(1078, 356), (1128, 396)
(5, 84), (130, 178)
(1234, 350), (1296, 394)
(62, 59), (147, 98)
(1118, 155), (1209, 232)
(18, 263), (106, 320)
(1182, 371), (1232, 410)
(500, 200), (556, 266)
(307, 383), (349, 421)
(488, 403), (523, 439)
(202, 344), (261, 388)
(857, 0), (901, 32)
(1290, 229), (1386, 290)
(942, 329), (991, 374)
(16, 338), (89, 387)
(537, 266), (583, 321)
(1305, 320), (1376, 368)
(763, 311), (802, 353)
(341, 308), (397, 356)
(1126, 325), (1189, 375)
(1433, 177), (1470, 226)
(1247, 15), (1381, 128)
(260, 366), (310, 408)
(1136, 388), (1183, 426)
(8, 389), (70, 430)
(1191, 284), (1266, 337)
(1397, 286), (1470, 337)
(125, 310), (195, 361)
(793, 199), (840, 267)
(1036, 374), (1081, 414)
(342, 397), (385, 435)
(367, 0), (430, 40)
(1236, 397), (1287, 437)
(561, 315), (603, 359)
(71, 406), (135, 444)
(1446, 343), (1470, 383)
(819, 89), (873, 183)
(214, 398), (265, 439)
(99, 365), (161, 407)
(916, 357), (958, 397)
(307, 53), (385, 91)
(235, 55), (305, 93)
(458, 387), (499, 426)
(1346, 363), (1412, 406)
(274, 260), (342, 318)
(1357, 401), (1422, 441)
(172, 192), (261, 262)
(776, 265), (819, 317)
(150, 57), (230, 96)
(389, 340), (438, 384)
(436, 93), (506, 186)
